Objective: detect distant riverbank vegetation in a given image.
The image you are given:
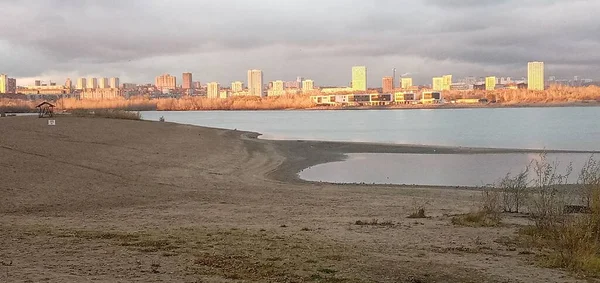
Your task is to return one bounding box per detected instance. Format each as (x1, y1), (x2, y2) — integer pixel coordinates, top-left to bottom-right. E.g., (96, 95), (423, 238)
(445, 85), (600, 104)
(1, 86), (599, 113)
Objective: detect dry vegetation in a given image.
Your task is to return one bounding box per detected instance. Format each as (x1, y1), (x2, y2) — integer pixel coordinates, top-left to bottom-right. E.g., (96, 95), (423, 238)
(2, 86), (599, 113)
(0, 98), (38, 113)
(156, 95), (314, 110)
(69, 109), (141, 120)
(454, 154), (600, 277)
(444, 85), (600, 103)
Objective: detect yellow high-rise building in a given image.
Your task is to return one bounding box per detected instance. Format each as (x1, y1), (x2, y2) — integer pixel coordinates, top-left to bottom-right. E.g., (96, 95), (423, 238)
(109, 77), (120, 89)
(352, 66), (367, 91)
(247, 69), (264, 97)
(302, 79), (314, 91)
(88, 77), (98, 89)
(0, 74), (7, 93)
(98, 78), (109, 88)
(401, 77), (413, 89)
(270, 80), (285, 96)
(432, 77), (443, 91)
(528, 62), (545, 91)
(442, 75), (452, 91)
(76, 78), (86, 90)
(207, 82), (220, 98)
(485, 77), (497, 91)
(231, 81), (243, 92)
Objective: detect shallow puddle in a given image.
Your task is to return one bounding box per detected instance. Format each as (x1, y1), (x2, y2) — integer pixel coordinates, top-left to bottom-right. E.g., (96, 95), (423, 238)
(299, 153), (594, 187)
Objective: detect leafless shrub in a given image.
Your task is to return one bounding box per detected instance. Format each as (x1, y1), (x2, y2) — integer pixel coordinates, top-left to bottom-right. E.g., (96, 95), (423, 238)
(499, 166), (530, 213)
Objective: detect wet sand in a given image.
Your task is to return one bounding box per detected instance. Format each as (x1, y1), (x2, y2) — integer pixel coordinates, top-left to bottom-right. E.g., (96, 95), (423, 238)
(0, 116), (587, 282)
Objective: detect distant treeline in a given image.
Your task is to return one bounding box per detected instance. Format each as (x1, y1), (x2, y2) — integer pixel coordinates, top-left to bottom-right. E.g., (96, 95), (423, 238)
(1, 86), (599, 113)
(444, 85), (600, 103)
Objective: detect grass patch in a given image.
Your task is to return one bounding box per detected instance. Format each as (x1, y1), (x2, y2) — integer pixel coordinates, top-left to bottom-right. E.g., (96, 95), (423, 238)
(354, 219), (395, 227)
(451, 211), (501, 227)
(70, 109), (141, 120)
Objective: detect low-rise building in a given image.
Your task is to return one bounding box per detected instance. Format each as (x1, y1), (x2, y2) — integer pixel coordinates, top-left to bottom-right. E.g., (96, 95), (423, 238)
(421, 91), (443, 104)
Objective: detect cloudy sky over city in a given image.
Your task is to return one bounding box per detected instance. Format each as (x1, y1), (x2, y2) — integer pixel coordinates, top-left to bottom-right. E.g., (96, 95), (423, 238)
(1, 0), (599, 86)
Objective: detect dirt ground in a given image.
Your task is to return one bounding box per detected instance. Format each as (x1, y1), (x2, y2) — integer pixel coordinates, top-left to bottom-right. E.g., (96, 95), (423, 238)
(0, 116), (588, 282)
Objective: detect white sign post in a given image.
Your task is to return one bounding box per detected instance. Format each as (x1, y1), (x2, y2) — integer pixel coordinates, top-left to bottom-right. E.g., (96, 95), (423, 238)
(48, 120), (56, 126)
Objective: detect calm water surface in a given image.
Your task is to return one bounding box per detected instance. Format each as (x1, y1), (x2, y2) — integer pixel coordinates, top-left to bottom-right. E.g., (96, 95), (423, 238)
(299, 153), (593, 187)
(142, 107), (600, 151)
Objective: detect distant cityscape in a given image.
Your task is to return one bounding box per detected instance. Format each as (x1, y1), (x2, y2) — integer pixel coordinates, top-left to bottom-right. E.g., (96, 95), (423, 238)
(0, 61), (597, 102)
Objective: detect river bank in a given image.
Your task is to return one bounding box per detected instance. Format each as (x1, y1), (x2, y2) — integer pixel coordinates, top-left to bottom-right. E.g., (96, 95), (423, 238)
(0, 116), (585, 282)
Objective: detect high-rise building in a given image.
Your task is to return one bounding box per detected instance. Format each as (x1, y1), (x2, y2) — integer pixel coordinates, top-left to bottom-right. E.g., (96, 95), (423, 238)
(442, 75), (452, 91)
(7, 78), (16, 94)
(34, 80), (41, 86)
(98, 78), (109, 88)
(485, 76), (497, 91)
(270, 80), (285, 96)
(76, 78), (86, 90)
(272, 80), (284, 91)
(231, 81), (243, 92)
(302, 80), (314, 91)
(382, 76), (394, 93)
(109, 77), (120, 88)
(0, 74), (7, 93)
(352, 66), (367, 91)
(155, 74), (177, 90)
(193, 81), (201, 89)
(182, 72), (193, 89)
(65, 78), (72, 89)
(432, 77), (443, 91)
(247, 69), (264, 97)
(207, 82), (220, 98)
(401, 77), (413, 89)
(528, 62), (545, 91)
(88, 77), (98, 89)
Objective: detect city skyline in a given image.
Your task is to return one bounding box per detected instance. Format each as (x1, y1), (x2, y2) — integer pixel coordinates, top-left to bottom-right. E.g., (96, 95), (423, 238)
(1, 1), (599, 86)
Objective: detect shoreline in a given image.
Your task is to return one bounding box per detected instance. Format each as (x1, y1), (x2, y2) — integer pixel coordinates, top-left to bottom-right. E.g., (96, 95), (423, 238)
(239, 131), (599, 187)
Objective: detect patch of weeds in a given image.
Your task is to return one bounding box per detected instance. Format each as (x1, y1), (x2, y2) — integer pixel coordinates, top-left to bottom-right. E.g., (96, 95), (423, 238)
(354, 219), (395, 227)
(407, 208), (427, 219)
(317, 268), (337, 274)
(451, 212), (501, 227)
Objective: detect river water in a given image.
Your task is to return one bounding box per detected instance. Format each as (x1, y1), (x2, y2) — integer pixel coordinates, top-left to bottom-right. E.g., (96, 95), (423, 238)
(141, 107), (600, 186)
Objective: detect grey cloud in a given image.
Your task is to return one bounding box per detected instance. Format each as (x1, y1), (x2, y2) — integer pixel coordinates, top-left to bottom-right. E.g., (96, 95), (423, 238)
(0, 0), (599, 85)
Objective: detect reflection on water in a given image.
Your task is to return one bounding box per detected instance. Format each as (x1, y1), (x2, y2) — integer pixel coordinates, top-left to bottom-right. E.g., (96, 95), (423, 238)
(299, 153), (593, 187)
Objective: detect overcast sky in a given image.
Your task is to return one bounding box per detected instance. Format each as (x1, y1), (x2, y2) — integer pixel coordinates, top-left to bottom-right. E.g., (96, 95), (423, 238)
(1, 0), (599, 86)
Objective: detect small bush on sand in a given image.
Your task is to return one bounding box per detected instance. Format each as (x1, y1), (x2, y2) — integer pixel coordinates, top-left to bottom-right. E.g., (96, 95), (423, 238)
(452, 189), (502, 227)
(407, 199), (429, 219)
(407, 208), (427, 219)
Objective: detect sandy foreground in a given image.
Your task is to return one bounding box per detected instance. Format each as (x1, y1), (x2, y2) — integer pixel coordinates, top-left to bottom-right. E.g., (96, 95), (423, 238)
(0, 116), (589, 283)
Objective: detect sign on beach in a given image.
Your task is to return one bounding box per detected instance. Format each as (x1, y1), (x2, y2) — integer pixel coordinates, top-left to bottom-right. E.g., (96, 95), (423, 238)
(48, 120), (56, 126)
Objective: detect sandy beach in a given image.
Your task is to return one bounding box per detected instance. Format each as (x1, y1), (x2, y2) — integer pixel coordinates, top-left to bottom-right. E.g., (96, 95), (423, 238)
(0, 116), (589, 282)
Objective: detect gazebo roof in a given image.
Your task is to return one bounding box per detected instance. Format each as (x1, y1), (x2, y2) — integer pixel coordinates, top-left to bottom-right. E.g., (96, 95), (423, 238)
(36, 101), (56, 108)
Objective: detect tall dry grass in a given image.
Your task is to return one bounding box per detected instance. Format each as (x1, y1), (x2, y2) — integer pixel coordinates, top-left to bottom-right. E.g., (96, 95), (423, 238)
(156, 95), (314, 110)
(57, 98), (157, 111)
(444, 85), (600, 103)
(0, 98), (38, 113)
